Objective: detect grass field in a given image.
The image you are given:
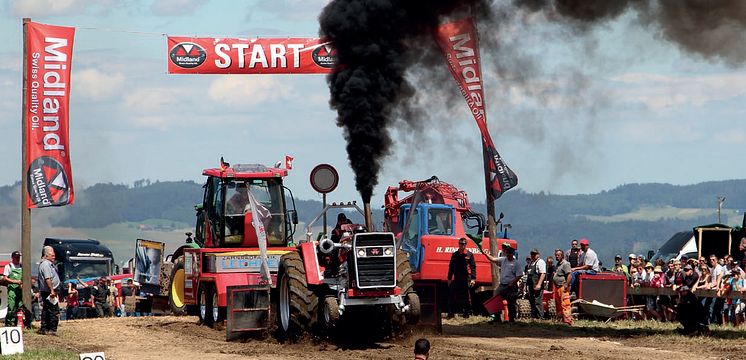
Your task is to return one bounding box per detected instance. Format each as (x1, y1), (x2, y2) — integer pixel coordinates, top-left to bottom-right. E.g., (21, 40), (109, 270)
(584, 206), (741, 225)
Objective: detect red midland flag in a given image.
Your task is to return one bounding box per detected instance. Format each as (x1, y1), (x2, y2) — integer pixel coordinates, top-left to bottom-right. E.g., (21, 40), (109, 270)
(25, 21), (75, 208)
(434, 17), (518, 199)
(284, 155), (294, 170)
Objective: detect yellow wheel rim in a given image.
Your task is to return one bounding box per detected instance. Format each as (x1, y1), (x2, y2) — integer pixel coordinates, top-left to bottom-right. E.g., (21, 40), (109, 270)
(171, 268), (185, 308)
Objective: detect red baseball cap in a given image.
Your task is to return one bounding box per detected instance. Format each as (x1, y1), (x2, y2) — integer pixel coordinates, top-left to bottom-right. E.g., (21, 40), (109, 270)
(579, 238), (589, 246)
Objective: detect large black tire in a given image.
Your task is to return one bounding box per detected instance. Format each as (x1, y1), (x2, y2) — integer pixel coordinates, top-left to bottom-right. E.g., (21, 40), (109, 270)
(168, 256), (187, 315)
(395, 249), (420, 326)
(276, 252), (318, 341)
(517, 299), (531, 319)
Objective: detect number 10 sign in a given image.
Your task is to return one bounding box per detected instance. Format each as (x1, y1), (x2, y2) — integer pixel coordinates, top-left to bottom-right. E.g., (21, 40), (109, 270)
(0, 327), (23, 355)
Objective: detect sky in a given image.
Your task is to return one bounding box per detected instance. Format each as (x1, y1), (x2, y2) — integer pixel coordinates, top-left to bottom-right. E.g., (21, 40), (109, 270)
(0, 0), (745, 206)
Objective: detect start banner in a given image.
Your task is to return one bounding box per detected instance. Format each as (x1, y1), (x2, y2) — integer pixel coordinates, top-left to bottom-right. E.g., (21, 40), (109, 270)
(167, 36), (334, 74)
(25, 21), (75, 208)
(434, 17), (518, 200)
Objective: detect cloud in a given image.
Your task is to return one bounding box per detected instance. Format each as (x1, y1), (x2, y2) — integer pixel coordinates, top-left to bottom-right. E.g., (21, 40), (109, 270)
(122, 87), (192, 114)
(207, 76), (294, 108)
(251, 0), (328, 22)
(73, 68), (125, 100)
(150, 0), (206, 16)
(619, 120), (702, 144)
(610, 72), (746, 111)
(713, 130), (746, 145)
(7, 0), (103, 17)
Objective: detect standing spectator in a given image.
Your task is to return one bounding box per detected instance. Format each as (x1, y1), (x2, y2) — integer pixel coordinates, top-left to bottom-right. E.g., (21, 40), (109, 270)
(612, 255), (630, 281)
(2, 251), (23, 326)
(526, 249), (546, 319)
(92, 277), (113, 317)
(105, 277), (120, 316)
(569, 239), (600, 294)
(483, 243), (523, 322)
(647, 266), (664, 320)
(694, 265), (711, 291)
(707, 255), (727, 325)
(552, 249), (572, 325)
(120, 278), (137, 316)
(38, 246), (61, 335)
(30, 277), (41, 321)
(566, 240), (580, 268)
(545, 256), (555, 291)
(627, 254), (638, 273)
(719, 267), (744, 325)
(681, 264), (699, 289)
(414, 338), (430, 360)
(65, 282), (79, 320)
(740, 236), (746, 262)
(446, 238), (476, 319)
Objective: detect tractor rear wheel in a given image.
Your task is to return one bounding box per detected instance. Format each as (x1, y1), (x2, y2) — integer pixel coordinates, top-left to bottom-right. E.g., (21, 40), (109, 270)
(168, 256), (187, 315)
(211, 288), (225, 329)
(396, 249), (420, 325)
(276, 251), (318, 341)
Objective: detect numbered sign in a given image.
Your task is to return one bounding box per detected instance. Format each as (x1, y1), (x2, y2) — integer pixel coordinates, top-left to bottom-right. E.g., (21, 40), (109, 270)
(0, 327), (23, 355)
(79, 352), (106, 360)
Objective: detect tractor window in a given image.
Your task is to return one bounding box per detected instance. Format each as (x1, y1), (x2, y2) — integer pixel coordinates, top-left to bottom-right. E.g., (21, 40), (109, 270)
(224, 179), (287, 245)
(427, 208), (453, 235)
(402, 209), (419, 250)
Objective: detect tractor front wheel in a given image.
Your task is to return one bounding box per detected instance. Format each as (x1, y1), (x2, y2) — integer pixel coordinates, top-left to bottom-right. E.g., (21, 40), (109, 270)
(168, 255), (187, 315)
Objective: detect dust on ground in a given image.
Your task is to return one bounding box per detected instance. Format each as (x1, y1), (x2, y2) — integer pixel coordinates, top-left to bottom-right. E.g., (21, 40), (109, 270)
(24, 315), (746, 360)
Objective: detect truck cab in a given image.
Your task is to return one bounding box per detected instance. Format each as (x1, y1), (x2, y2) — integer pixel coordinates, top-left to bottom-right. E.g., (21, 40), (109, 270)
(44, 238), (114, 283)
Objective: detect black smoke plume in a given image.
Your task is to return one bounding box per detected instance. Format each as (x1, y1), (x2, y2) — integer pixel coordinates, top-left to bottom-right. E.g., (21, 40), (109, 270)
(319, 0), (487, 203)
(320, 0), (746, 203)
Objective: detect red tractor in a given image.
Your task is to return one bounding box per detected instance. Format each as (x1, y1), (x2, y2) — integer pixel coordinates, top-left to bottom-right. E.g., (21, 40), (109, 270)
(383, 176), (518, 319)
(167, 161), (419, 339)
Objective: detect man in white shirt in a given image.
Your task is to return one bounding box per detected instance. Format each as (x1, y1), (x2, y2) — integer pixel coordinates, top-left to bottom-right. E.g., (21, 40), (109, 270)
(706, 255), (727, 325)
(527, 248), (546, 319)
(570, 238), (600, 294)
(483, 243), (523, 322)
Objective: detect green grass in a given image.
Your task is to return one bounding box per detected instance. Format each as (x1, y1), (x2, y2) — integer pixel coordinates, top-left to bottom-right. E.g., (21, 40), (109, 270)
(0, 349), (78, 360)
(584, 206), (741, 225)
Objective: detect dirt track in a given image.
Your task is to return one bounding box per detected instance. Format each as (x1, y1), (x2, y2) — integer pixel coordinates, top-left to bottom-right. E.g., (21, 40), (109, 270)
(24, 316), (746, 359)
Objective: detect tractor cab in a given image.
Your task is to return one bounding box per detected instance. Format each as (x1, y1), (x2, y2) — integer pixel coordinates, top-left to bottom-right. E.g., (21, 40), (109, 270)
(195, 163), (299, 249)
(399, 203), (459, 272)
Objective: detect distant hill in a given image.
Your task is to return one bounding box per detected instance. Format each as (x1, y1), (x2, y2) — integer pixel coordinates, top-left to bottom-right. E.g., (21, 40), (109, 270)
(1, 179), (744, 265)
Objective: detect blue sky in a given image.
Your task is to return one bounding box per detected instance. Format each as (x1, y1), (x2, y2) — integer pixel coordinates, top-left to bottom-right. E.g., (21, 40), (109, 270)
(1, 0), (744, 205)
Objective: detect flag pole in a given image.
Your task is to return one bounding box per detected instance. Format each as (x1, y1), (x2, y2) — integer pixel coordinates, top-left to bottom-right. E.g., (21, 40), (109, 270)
(482, 143), (499, 290)
(21, 17), (33, 311)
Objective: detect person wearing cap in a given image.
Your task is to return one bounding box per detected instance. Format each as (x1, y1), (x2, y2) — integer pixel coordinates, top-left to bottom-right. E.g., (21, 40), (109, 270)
(526, 248), (546, 319)
(569, 238), (600, 294)
(627, 254), (638, 272)
(2, 251), (24, 326)
(330, 213), (349, 242)
(612, 255), (630, 281)
(446, 238), (476, 319)
(681, 264), (699, 290)
(675, 285), (709, 335)
(552, 249), (573, 325)
(483, 242), (523, 322)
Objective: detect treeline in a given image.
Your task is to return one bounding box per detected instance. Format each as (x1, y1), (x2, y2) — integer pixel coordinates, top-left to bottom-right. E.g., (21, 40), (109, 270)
(0, 179), (744, 263)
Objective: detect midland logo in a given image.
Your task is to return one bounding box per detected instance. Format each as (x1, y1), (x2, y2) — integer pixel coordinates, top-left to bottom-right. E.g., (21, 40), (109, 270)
(312, 44), (336, 68)
(27, 156), (70, 207)
(170, 42), (207, 68)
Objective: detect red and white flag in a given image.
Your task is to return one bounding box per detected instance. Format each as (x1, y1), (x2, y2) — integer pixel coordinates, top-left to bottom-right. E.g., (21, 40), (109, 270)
(284, 155), (294, 170)
(24, 21), (76, 208)
(434, 18), (518, 200)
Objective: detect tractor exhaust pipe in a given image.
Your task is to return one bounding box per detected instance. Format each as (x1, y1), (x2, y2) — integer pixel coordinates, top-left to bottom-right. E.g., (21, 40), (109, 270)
(364, 202), (374, 231)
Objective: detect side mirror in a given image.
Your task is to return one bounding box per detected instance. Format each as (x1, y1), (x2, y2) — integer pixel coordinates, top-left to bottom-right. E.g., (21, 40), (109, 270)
(499, 212), (505, 220)
(647, 250), (655, 260)
(288, 210), (299, 225)
(114, 264), (120, 275)
(194, 204), (203, 212)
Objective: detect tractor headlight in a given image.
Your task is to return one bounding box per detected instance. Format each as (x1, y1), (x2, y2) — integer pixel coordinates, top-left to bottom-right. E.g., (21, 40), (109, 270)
(384, 247), (393, 256)
(357, 249), (366, 258)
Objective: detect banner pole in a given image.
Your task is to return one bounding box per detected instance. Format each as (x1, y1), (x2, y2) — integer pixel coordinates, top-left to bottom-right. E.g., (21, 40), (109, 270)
(482, 144), (499, 291)
(21, 17), (33, 312)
